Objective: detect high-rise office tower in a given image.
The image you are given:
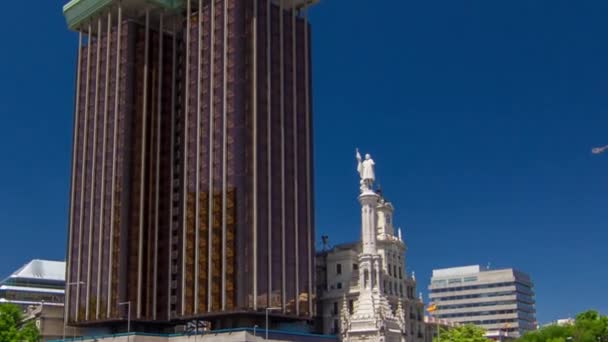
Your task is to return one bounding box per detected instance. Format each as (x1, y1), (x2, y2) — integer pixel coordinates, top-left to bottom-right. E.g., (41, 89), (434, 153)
(63, 0), (317, 330)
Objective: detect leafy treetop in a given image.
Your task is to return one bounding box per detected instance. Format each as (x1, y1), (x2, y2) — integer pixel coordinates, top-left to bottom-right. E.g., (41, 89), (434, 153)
(519, 310), (608, 342)
(0, 303), (41, 342)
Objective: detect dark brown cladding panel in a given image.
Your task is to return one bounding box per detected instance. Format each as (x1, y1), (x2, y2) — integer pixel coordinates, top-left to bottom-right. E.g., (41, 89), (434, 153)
(68, 20), (133, 323)
(127, 21), (175, 321)
(67, 17), (175, 324)
(67, 0), (315, 328)
(176, 0), (314, 319)
(249, 0), (315, 318)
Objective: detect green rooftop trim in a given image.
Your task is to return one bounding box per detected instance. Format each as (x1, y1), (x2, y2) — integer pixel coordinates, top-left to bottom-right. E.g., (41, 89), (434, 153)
(63, 0), (185, 30)
(64, 0), (113, 30)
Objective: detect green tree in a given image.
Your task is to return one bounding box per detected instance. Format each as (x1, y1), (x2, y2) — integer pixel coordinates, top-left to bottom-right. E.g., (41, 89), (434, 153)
(0, 304), (40, 342)
(434, 324), (489, 342)
(519, 310), (608, 342)
(518, 324), (573, 342)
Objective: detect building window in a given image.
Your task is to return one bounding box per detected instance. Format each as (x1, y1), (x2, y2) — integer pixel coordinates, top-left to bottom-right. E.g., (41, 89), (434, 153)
(337, 282), (342, 289)
(349, 299), (354, 314)
(333, 302), (338, 315)
(337, 263), (342, 275)
(388, 264), (392, 276)
(333, 320), (339, 334)
(353, 263), (358, 270)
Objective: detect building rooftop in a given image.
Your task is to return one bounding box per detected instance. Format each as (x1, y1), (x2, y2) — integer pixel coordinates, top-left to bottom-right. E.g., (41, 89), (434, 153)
(0, 260), (66, 307)
(432, 264), (531, 280)
(432, 265), (481, 278)
(5, 259), (66, 282)
(316, 241), (359, 256)
(63, 0), (319, 31)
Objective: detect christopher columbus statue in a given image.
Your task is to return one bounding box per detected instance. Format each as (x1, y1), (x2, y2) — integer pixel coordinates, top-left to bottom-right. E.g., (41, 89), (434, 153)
(356, 148), (375, 193)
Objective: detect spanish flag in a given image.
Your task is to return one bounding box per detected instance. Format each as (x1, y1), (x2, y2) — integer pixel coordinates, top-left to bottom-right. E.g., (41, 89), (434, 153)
(427, 304), (437, 313)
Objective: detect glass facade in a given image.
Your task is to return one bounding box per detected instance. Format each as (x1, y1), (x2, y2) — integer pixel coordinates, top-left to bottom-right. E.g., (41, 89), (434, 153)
(66, 0), (315, 328)
(67, 16), (177, 323)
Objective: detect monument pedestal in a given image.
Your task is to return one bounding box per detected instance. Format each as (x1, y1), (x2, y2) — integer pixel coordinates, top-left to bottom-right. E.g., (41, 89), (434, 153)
(340, 188), (406, 342)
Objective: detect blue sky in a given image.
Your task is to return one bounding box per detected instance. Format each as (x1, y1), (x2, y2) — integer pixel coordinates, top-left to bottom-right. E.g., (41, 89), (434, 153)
(0, 0), (607, 325)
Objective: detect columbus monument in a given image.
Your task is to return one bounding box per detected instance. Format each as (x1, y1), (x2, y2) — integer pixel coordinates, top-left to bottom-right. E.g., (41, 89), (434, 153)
(339, 150), (407, 341)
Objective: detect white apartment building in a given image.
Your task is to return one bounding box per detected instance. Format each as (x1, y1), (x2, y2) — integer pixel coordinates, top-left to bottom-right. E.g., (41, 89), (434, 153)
(428, 265), (536, 338)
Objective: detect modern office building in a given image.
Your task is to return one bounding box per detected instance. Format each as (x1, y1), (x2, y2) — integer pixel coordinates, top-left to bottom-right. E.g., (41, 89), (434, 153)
(62, 0), (317, 330)
(0, 260), (66, 308)
(428, 265), (536, 338)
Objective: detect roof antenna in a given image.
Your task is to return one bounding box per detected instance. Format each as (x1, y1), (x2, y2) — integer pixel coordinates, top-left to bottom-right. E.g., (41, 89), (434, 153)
(486, 262), (491, 270)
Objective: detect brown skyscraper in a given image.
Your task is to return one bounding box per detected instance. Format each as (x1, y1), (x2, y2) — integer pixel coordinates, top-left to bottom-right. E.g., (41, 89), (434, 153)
(63, 0), (317, 330)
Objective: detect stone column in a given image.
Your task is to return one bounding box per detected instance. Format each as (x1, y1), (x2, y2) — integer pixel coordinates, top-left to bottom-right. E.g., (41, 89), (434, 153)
(359, 190), (379, 255)
(374, 258), (381, 291)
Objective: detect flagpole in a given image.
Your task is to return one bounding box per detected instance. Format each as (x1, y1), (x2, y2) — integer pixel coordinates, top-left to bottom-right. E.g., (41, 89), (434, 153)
(436, 312), (440, 342)
(428, 302), (440, 341)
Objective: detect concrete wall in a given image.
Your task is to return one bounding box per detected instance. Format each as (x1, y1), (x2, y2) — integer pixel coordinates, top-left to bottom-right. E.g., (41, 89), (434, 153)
(59, 330), (337, 342)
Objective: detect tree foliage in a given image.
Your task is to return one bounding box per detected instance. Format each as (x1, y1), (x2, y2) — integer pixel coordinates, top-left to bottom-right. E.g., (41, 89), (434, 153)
(434, 324), (489, 342)
(519, 310), (608, 342)
(0, 304), (40, 342)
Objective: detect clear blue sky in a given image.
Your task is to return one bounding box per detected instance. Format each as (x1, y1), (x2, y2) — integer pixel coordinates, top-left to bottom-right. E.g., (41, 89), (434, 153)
(0, 0), (606, 325)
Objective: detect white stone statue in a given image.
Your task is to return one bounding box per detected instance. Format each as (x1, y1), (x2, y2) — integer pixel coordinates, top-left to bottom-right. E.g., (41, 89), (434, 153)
(356, 148), (375, 192)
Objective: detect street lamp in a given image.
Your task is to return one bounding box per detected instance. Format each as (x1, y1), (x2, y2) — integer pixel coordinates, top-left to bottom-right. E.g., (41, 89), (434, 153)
(265, 307), (281, 340)
(118, 301), (131, 341)
(253, 324), (259, 337)
(63, 281), (85, 341)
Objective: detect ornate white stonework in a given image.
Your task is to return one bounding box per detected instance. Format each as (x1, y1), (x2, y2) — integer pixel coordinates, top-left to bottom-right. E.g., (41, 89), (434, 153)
(339, 151), (407, 342)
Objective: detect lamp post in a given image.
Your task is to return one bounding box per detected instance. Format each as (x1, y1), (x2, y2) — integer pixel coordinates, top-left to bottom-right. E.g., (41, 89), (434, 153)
(63, 281), (85, 341)
(253, 324), (258, 337)
(118, 301), (131, 341)
(265, 307), (281, 340)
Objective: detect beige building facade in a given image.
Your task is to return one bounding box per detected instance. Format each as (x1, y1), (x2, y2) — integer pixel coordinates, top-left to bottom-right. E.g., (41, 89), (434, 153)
(24, 305), (82, 341)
